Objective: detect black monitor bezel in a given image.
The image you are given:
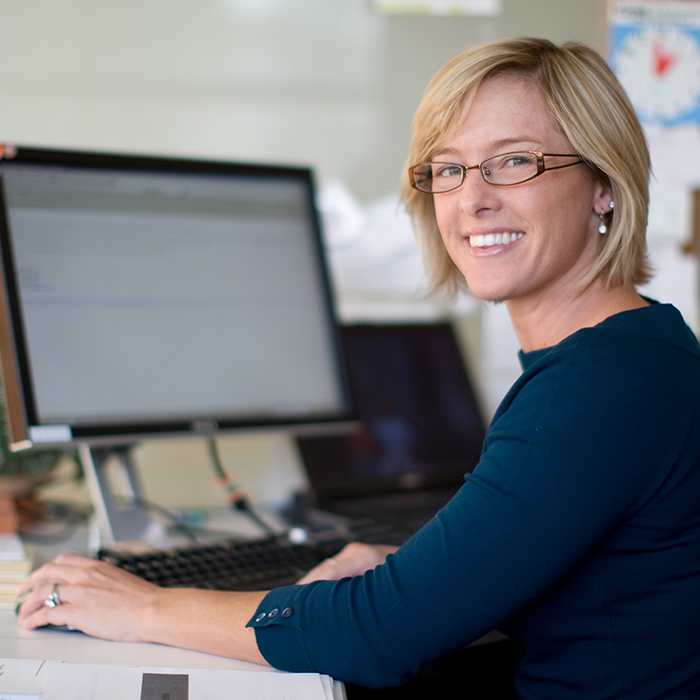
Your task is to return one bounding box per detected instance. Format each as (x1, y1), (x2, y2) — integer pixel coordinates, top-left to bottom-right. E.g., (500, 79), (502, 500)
(0, 145), (354, 449)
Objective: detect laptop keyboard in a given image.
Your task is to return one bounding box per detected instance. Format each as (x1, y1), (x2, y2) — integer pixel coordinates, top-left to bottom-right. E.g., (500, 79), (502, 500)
(98, 518), (407, 591)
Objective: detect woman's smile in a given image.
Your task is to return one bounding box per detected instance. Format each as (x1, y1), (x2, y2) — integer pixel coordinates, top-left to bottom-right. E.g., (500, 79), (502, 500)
(468, 231), (524, 249)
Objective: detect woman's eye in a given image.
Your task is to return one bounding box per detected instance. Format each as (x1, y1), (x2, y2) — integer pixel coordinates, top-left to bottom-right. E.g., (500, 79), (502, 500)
(435, 165), (463, 178)
(503, 154), (534, 168)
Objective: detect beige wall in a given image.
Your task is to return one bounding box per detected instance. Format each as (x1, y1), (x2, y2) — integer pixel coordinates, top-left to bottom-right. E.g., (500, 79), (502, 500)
(0, 0), (605, 204)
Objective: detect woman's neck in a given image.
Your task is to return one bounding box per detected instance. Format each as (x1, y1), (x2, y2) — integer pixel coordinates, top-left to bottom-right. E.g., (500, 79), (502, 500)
(506, 282), (649, 353)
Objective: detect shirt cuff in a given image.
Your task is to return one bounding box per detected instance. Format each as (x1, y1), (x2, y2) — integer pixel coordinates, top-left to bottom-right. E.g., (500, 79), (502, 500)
(246, 584), (317, 672)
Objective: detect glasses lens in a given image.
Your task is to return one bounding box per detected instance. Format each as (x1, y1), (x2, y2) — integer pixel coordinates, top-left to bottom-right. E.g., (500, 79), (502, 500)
(481, 152), (538, 185)
(411, 163), (464, 193)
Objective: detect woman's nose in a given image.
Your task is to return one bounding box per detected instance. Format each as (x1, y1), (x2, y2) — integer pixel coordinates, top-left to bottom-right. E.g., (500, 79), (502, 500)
(457, 168), (500, 216)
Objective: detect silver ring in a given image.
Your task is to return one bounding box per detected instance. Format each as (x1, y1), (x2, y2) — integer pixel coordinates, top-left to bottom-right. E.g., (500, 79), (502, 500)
(43, 583), (62, 608)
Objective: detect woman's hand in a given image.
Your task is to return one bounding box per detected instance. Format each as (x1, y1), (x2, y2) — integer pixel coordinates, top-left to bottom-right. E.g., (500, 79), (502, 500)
(16, 552), (161, 642)
(297, 542), (399, 584)
(16, 551), (269, 664)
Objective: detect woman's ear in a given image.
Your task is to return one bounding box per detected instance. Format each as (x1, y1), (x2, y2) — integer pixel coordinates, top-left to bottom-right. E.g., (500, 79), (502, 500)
(592, 179), (614, 236)
(593, 178), (613, 214)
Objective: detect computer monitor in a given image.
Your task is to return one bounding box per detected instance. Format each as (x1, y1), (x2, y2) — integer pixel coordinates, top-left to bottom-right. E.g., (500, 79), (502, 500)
(0, 145), (353, 542)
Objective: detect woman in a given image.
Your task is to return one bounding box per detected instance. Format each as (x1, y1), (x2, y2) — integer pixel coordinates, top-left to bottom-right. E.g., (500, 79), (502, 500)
(17, 38), (700, 698)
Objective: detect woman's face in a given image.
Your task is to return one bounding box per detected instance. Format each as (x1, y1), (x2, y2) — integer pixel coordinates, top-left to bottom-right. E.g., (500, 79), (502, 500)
(432, 74), (609, 308)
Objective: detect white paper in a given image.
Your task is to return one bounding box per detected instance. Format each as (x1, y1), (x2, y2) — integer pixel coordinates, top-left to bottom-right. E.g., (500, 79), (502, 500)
(0, 658), (57, 695)
(41, 662), (337, 700)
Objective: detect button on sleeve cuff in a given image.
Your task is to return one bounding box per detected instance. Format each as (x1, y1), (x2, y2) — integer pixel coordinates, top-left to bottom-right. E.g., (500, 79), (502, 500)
(246, 584), (316, 673)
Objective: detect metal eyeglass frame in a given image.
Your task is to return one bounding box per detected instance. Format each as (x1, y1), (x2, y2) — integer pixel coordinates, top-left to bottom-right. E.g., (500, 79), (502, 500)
(408, 151), (585, 193)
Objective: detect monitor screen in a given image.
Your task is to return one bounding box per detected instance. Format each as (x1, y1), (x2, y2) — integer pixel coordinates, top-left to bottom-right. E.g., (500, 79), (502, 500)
(0, 146), (353, 449)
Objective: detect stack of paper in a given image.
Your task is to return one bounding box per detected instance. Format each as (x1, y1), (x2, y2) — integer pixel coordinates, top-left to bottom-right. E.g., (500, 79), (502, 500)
(0, 658), (342, 700)
(0, 535), (32, 610)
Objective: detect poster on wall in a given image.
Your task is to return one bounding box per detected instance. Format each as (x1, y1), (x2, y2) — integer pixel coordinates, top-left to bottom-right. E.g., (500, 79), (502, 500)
(372, 0), (501, 15)
(608, 0), (700, 125)
(608, 0), (700, 244)
(607, 0), (700, 329)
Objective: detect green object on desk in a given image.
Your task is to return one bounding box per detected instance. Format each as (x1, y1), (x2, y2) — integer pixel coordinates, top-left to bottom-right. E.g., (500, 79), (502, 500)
(0, 387), (63, 480)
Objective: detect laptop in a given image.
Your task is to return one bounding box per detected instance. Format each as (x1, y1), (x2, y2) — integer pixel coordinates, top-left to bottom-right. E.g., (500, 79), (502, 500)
(294, 321), (487, 536)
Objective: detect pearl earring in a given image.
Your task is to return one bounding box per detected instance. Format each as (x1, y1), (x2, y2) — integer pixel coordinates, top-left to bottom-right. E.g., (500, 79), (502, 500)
(598, 201), (613, 235)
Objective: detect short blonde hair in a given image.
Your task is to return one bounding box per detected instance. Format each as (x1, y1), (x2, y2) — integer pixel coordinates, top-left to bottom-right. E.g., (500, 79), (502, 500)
(401, 37), (651, 298)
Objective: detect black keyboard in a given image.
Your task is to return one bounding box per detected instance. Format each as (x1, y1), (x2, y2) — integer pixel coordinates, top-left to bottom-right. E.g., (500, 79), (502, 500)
(98, 519), (407, 591)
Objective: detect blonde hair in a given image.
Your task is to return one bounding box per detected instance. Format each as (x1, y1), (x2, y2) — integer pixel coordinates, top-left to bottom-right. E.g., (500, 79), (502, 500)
(401, 37), (651, 298)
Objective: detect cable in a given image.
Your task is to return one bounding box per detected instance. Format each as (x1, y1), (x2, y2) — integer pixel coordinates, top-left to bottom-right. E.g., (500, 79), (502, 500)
(112, 495), (200, 543)
(207, 437), (276, 536)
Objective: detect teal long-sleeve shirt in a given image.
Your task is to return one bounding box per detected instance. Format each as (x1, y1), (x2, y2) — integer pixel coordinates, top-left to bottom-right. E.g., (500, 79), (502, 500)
(248, 303), (700, 699)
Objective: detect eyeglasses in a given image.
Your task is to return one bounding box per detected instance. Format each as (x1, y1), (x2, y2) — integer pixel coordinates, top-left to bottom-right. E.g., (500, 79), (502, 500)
(408, 151), (585, 193)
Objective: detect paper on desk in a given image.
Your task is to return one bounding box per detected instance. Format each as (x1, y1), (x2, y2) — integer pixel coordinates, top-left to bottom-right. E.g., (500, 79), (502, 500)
(0, 657), (59, 698)
(41, 661), (338, 700)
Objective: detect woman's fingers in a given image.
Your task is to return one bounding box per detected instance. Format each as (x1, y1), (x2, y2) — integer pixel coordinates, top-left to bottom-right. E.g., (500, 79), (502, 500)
(16, 556), (85, 625)
(17, 582), (73, 630)
(296, 556), (341, 584)
(16, 552), (88, 597)
(297, 543), (399, 583)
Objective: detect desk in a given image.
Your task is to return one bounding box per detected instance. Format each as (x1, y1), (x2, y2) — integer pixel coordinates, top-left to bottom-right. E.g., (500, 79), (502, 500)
(0, 609), (270, 670)
(0, 609), (345, 698)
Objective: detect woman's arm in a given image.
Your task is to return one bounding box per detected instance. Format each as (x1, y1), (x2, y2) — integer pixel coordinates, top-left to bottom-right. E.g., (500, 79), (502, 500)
(16, 552), (269, 665)
(15, 542), (399, 659)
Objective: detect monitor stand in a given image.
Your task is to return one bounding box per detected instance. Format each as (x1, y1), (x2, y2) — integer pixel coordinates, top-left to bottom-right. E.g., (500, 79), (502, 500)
(80, 444), (152, 545)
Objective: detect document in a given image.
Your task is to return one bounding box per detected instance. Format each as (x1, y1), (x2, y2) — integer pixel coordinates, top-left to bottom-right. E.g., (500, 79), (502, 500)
(0, 658), (339, 700)
(0, 657), (51, 698)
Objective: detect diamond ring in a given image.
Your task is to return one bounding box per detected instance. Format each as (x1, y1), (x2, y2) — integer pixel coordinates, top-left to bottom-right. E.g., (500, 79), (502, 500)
(43, 583), (62, 608)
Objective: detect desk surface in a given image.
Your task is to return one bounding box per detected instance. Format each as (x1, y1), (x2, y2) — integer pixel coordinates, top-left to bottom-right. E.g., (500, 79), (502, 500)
(0, 609), (271, 671)
(0, 609), (345, 698)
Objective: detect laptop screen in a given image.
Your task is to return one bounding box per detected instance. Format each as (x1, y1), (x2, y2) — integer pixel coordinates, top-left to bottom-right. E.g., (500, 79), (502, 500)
(296, 322), (486, 500)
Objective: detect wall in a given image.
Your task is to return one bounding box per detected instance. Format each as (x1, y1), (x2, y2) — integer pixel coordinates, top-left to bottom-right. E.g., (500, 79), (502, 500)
(1, 0), (615, 511)
(0, 0), (605, 203)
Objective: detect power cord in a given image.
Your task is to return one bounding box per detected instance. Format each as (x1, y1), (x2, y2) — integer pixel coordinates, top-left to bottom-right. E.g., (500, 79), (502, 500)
(206, 437), (276, 536)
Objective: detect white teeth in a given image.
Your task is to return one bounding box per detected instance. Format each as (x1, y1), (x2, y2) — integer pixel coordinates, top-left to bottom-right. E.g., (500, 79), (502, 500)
(469, 232), (523, 248)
